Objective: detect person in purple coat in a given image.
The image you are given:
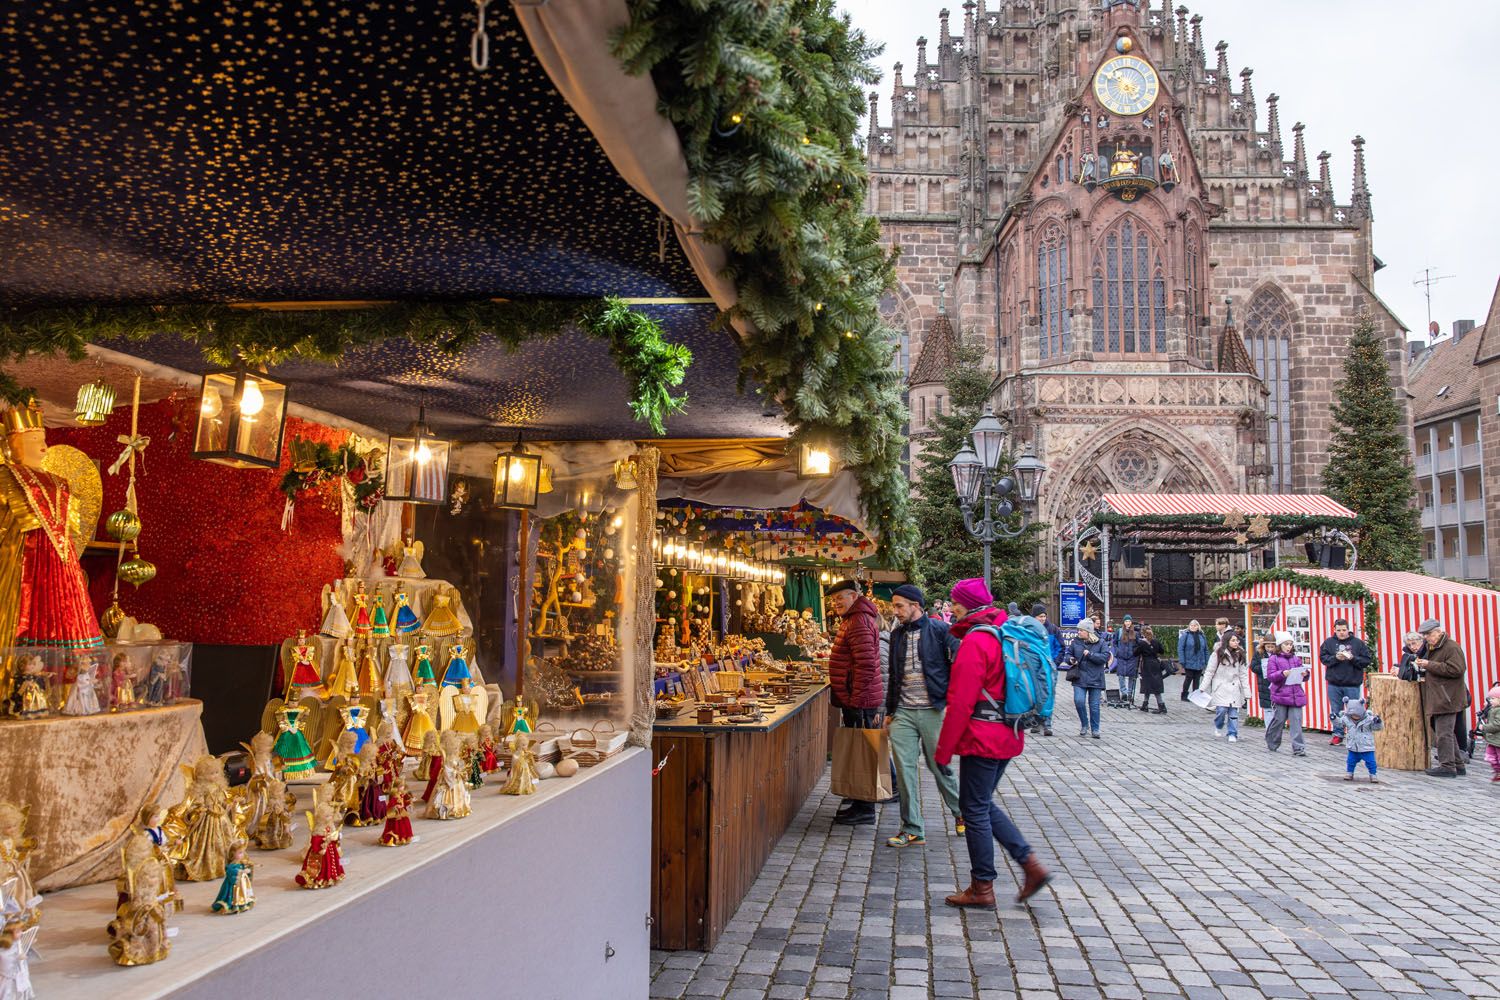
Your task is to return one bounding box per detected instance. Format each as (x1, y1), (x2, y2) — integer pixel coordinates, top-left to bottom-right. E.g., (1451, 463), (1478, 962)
(1264, 631), (1308, 756)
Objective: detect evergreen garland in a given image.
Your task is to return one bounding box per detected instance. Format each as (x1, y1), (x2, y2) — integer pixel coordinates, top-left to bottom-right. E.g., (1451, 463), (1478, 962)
(1088, 512), (1362, 535)
(1321, 316), (1423, 571)
(614, 0), (915, 567)
(1211, 568), (1380, 648)
(910, 342), (1047, 605)
(0, 297), (691, 435)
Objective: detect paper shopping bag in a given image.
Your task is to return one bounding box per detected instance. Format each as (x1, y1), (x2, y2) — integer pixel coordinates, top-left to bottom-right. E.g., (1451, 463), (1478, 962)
(830, 725), (894, 801)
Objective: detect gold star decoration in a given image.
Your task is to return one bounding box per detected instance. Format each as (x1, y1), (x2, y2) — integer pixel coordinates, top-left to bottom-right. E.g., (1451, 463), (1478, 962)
(1234, 531), (1249, 546)
(1080, 540), (1099, 560)
(1221, 508), (1247, 530)
(1247, 514), (1272, 538)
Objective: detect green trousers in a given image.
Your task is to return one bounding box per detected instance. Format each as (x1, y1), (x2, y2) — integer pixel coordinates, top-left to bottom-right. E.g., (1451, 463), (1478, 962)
(889, 705), (961, 838)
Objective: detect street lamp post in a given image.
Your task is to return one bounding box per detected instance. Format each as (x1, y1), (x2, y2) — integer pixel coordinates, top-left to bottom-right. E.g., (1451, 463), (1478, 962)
(948, 405), (1047, 586)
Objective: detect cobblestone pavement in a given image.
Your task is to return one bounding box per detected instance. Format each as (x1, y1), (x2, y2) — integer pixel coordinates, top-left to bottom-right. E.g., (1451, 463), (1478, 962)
(651, 679), (1500, 1000)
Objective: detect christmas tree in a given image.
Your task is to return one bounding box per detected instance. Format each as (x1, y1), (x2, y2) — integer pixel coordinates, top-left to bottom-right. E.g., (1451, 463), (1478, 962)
(910, 342), (1047, 606)
(1321, 316), (1422, 571)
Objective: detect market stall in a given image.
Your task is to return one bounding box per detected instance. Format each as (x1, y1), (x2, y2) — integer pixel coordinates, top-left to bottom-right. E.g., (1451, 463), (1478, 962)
(1215, 569), (1500, 732)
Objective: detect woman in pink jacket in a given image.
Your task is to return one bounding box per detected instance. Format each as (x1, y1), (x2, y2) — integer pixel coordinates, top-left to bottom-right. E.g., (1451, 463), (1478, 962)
(935, 578), (1051, 909)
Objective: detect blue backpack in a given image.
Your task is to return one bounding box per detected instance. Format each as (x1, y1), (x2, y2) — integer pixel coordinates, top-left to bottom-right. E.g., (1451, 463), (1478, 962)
(970, 616), (1056, 732)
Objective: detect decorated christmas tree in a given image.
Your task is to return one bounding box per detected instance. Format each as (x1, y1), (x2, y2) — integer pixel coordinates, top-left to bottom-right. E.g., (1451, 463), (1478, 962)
(910, 343), (1047, 606)
(1321, 316), (1422, 572)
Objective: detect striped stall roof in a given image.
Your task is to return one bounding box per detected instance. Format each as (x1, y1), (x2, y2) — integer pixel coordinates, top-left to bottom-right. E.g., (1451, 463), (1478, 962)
(1100, 494), (1358, 519)
(1220, 569), (1500, 730)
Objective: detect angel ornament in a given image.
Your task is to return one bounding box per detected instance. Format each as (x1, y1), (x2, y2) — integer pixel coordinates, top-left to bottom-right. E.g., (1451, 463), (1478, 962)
(326, 639), (361, 702)
(210, 841), (255, 914)
(167, 755), (244, 882)
(285, 629), (324, 700)
(239, 732), (279, 838)
(272, 704), (318, 780)
(252, 778), (294, 851)
(402, 687), (437, 751)
(61, 654), (103, 715)
(396, 536), (426, 578)
(0, 805), (38, 923)
(295, 795), (345, 889)
(379, 774), (416, 846)
(500, 731), (539, 796)
(439, 676), (486, 735)
(324, 732), (363, 819)
(107, 852), (177, 966)
(2, 870), (40, 998)
(384, 642), (415, 701)
(319, 580), (353, 639)
(424, 731), (472, 820)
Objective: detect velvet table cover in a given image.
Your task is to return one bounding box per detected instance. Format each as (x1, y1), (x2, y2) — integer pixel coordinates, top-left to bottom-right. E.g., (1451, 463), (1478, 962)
(0, 698), (207, 890)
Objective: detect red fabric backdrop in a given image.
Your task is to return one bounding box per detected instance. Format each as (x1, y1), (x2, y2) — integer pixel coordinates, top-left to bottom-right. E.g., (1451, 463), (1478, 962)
(52, 396), (348, 645)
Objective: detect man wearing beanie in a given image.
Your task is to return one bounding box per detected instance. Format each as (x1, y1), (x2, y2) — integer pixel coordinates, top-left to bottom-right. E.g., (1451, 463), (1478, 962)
(883, 583), (963, 847)
(826, 579), (886, 824)
(1029, 603), (1062, 736)
(935, 579), (1051, 907)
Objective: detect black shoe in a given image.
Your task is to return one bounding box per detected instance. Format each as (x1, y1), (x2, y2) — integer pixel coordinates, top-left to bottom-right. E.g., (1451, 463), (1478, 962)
(1456, 766), (1468, 776)
(1042, 726), (1053, 736)
(1139, 704), (1150, 712)
(1153, 707), (1167, 714)
(1425, 766), (1457, 777)
(834, 808), (876, 825)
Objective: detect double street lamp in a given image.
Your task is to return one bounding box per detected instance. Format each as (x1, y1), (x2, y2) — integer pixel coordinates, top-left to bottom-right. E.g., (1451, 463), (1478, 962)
(948, 405), (1047, 585)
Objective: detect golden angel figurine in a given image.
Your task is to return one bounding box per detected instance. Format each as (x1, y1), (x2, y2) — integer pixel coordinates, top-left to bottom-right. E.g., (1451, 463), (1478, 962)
(284, 628), (324, 700)
(439, 676), (486, 734)
(107, 853), (177, 966)
(239, 731), (278, 838)
(253, 777), (294, 851)
(401, 686), (437, 751)
(294, 795), (345, 889)
(424, 731), (471, 820)
(0, 804), (37, 921)
(410, 730), (441, 781)
(423, 591), (463, 637)
(356, 643), (383, 698)
(167, 755), (245, 882)
(347, 743), (382, 827)
(396, 535), (426, 578)
(500, 732), (539, 796)
(130, 804), (180, 910)
(326, 640), (361, 702)
(319, 580), (353, 639)
(324, 731), (362, 818)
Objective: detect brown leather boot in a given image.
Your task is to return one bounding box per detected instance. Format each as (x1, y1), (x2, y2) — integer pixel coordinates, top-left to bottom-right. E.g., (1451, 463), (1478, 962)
(944, 880), (996, 908)
(1016, 855), (1051, 903)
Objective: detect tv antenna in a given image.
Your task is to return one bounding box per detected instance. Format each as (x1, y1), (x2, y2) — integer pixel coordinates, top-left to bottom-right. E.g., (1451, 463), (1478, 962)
(1412, 267), (1454, 337)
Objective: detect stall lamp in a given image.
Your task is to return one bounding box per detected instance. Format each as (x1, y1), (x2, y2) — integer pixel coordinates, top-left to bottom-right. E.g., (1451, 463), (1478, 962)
(385, 404), (452, 505)
(193, 362), (289, 470)
(74, 379), (116, 426)
(820, 570), (831, 585)
(797, 441), (838, 479)
(494, 436), (542, 509)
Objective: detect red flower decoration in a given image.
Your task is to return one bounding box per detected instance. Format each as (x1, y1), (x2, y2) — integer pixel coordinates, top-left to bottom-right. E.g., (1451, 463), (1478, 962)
(347, 464), (367, 484)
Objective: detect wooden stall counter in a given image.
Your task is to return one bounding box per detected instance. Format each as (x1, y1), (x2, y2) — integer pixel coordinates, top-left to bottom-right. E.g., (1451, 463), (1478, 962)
(651, 684), (829, 951)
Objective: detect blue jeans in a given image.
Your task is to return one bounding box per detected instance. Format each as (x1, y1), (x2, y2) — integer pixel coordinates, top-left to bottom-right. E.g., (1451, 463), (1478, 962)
(1214, 706), (1239, 738)
(958, 756), (1031, 882)
(1074, 687), (1102, 733)
(1117, 676), (1136, 701)
(1328, 683), (1363, 735)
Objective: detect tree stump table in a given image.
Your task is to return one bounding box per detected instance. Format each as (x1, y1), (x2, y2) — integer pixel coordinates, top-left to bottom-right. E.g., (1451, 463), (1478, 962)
(1369, 673), (1427, 771)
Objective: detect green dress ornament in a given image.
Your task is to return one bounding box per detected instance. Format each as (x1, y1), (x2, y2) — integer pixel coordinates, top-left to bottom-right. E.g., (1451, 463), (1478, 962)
(272, 706), (317, 779)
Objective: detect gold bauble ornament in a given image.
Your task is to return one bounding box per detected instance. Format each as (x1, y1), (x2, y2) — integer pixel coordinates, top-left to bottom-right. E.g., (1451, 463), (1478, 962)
(100, 601), (126, 639)
(119, 557), (157, 588)
(105, 509), (142, 542)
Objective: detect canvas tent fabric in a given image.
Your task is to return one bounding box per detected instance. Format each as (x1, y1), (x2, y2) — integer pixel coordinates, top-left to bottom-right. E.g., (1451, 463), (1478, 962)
(1099, 494), (1358, 519)
(1221, 570), (1498, 728)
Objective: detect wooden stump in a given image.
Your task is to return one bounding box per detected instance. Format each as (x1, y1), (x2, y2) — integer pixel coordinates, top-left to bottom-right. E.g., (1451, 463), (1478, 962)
(1369, 673), (1427, 771)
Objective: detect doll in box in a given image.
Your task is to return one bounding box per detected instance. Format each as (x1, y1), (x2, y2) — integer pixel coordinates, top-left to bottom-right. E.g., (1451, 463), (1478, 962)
(169, 755), (242, 882)
(61, 653), (102, 715)
(379, 773), (415, 846)
(294, 796), (345, 889)
(110, 652), (138, 711)
(9, 656), (48, 719)
(143, 649), (172, 706)
(424, 731), (471, 820)
(210, 841), (255, 914)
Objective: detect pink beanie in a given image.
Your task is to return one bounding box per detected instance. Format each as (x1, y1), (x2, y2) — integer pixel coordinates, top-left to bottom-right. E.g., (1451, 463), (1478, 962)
(950, 578), (994, 610)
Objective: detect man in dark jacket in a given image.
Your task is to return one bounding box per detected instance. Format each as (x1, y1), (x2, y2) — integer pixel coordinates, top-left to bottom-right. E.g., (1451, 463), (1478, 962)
(884, 584), (962, 847)
(1416, 618), (1470, 777)
(827, 579), (885, 824)
(1318, 619), (1373, 746)
(1177, 620), (1210, 702)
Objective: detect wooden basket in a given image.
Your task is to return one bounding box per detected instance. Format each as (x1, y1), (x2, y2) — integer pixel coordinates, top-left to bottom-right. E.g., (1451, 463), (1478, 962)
(567, 721), (625, 766)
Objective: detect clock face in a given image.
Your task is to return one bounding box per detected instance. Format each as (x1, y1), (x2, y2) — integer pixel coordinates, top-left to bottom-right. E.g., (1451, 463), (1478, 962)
(1094, 55), (1159, 116)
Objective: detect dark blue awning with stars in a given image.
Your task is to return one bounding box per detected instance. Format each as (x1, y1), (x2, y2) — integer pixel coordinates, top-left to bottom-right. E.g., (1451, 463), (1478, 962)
(0, 1), (785, 439)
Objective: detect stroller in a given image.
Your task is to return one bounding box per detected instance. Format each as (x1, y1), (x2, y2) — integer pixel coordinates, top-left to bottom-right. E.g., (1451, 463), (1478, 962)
(1470, 702), (1490, 762)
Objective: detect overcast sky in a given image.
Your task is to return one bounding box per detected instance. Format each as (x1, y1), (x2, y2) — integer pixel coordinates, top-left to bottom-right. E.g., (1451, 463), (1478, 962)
(839, 0), (1499, 341)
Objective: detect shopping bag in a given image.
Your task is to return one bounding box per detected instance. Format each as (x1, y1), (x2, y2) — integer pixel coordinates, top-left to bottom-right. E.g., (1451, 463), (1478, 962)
(830, 725), (893, 801)
(1187, 689), (1212, 710)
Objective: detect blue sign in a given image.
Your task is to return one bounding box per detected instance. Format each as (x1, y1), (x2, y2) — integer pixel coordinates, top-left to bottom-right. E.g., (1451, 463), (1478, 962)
(1059, 583), (1087, 627)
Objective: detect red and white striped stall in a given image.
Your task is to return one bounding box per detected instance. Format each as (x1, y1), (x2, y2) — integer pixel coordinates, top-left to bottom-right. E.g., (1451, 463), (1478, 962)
(1098, 493), (1359, 520)
(1221, 570), (1500, 729)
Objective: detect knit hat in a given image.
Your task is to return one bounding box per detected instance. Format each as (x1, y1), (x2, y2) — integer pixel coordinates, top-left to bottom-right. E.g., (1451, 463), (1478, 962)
(1274, 630), (1294, 646)
(1031, 603), (1048, 618)
(827, 579), (859, 596)
(950, 578), (994, 610)
(1488, 685), (1500, 703)
(1122, 613), (1133, 623)
(1342, 696), (1365, 718)
(891, 583), (925, 607)
(1007, 601), (1021, 616)
(1076, 620), (1098, 638)
(1417, 618), (1443, 634)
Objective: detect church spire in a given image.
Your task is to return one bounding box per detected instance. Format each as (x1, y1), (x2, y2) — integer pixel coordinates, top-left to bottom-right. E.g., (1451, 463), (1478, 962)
(1266, 93), (1283, 158)
(1292, 121), (1307, 179)
(868, 90), (880, 138)
(1175, 6), (1189, 64)
(1214, 40), (1229, 84)
(1189, 14), (1203, 65)
(938, 8), (952, 77)
(1351, 135), (1372, 220)
(916, 36), (929, 85)
(1240, 67), (1256, 130)
(1317, 150), (1332, 200)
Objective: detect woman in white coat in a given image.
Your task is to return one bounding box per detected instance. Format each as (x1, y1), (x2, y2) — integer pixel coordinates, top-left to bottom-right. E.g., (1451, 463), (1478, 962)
(1200, 632), (1251, 742)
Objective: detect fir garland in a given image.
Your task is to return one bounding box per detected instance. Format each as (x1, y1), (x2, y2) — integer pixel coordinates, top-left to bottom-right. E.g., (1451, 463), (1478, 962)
(614, 0), (916, 568)
(1088, 512), (1362, 536)
(0, 297), (691, 435)
(279, 439), (386, 510)
(1211, 568), (1380, 649)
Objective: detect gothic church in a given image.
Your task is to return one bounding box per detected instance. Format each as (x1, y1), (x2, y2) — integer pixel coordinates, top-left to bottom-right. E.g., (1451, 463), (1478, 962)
(871, 0), (1407, 557)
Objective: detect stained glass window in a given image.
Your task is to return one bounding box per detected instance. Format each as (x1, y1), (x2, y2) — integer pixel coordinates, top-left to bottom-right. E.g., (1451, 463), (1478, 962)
(1092, 216), (1164, 356)
(1244, 288), (1296, 492)
(1037, 224), (1069, 359)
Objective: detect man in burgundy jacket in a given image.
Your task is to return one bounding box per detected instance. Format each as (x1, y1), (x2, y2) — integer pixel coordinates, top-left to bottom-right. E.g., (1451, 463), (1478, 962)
(827, 579), (885, 825)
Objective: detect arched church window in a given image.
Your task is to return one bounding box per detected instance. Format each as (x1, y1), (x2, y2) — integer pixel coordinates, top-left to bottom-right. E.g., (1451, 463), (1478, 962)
(1089, 216), (1165, 356)
(1185, 232), (1204, 359)
(1037, 222), (1070, 359)
(1244, 288), (1296, 492)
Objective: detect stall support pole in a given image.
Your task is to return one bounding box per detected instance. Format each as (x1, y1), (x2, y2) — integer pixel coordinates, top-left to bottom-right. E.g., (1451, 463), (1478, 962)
(1101, 524), (1111, 627)
(515, 509), (530, 702)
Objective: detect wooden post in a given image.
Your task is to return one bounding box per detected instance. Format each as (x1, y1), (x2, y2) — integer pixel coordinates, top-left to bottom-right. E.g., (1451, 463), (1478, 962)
(514, 508), (530, 702)
(1369, 673), (1427, 771)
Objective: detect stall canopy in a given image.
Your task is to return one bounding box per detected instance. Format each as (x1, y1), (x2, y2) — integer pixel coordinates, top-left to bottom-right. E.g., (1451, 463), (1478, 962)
(1068, 493), (1361, 549)
(1217, 569), (1499, 728)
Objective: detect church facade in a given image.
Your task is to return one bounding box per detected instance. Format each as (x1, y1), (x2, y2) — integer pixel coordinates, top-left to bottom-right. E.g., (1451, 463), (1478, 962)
(873, 0), (1407, 591)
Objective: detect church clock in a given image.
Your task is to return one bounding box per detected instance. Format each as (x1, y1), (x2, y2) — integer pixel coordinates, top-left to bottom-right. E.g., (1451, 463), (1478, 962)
(1093, 55), (1159, 116)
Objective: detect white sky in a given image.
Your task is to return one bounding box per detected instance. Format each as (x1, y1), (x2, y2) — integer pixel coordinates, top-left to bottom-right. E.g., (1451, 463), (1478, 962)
(839, 0), (1500, 341)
